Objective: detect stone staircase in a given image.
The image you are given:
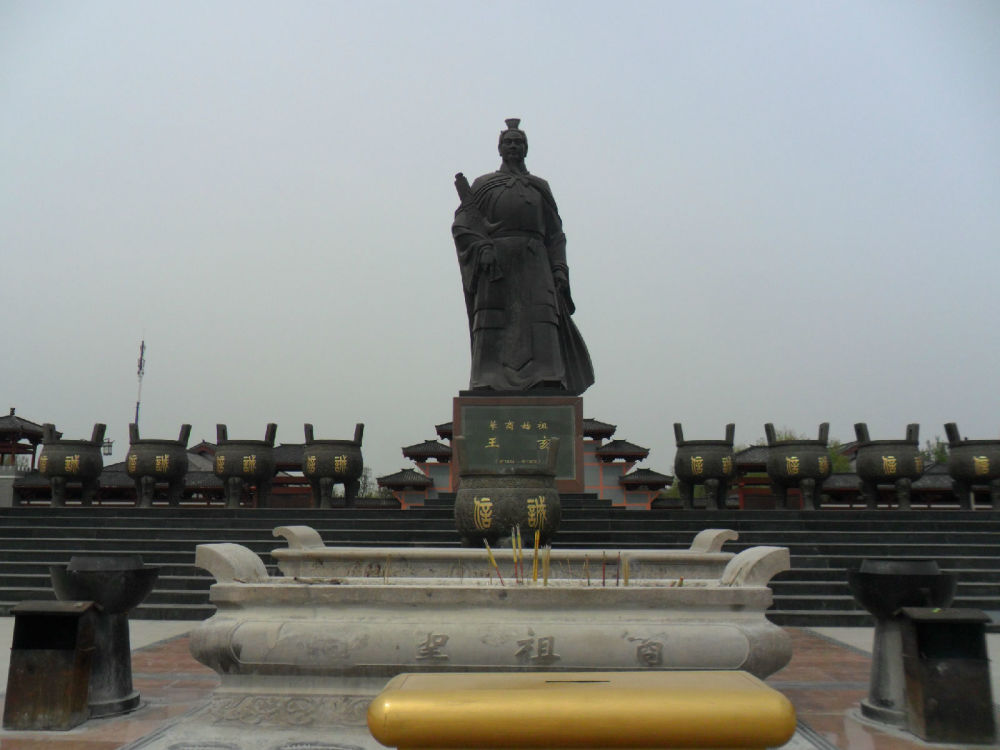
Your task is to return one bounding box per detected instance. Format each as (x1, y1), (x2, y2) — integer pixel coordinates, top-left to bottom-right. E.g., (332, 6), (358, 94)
(1, 500), (999, 627)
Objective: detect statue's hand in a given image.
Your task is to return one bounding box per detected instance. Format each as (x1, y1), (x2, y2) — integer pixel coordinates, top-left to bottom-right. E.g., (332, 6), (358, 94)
(553, 268), (569, 293)
(479, 244), (497, 274)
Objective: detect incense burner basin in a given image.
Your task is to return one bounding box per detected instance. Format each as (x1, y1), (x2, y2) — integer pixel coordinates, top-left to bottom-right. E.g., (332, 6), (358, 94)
(214, 424), (277, 507)
(188, 526), (792, 736)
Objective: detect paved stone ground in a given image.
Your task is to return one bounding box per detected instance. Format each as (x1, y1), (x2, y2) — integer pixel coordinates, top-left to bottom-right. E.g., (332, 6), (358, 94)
(1, 620), (998, 749)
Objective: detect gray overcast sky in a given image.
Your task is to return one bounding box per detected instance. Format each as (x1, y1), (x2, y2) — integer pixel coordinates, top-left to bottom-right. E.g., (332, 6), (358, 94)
(3, 1), (998, 479)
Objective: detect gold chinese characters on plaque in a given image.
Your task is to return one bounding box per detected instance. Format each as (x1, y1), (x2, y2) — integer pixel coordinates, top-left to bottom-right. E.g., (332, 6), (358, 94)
(785, 456), (800, 475)
(64, 454), (81, 474)
(690, 456), (704, 476)
(882, 456), (897, 475)
(155, 454), (169, 473)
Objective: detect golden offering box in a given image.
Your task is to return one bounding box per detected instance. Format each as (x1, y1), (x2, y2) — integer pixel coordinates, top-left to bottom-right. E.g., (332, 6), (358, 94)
(367, 670), (796, 749)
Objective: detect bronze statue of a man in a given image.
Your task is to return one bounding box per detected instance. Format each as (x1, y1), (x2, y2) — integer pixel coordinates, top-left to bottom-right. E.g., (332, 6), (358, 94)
(452, 119), (594, 394)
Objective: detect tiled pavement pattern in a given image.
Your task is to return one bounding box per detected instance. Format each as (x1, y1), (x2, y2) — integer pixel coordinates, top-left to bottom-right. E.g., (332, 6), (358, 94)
(0, 621), (997, 749)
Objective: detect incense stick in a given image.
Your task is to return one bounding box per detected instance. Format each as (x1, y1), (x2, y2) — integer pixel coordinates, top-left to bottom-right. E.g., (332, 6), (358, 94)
(484, 541), (505, 586)
(532, 530), (540, 582)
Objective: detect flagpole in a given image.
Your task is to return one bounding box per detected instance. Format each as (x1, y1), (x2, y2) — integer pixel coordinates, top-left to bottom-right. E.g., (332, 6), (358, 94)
(135, 339), (146, 427)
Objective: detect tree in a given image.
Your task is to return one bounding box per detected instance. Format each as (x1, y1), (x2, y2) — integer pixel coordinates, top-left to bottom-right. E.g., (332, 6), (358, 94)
(920, 437), (949, 467)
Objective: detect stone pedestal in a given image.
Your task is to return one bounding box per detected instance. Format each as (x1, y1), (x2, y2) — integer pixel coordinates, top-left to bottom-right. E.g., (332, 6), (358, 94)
(452, 394), (583, 492)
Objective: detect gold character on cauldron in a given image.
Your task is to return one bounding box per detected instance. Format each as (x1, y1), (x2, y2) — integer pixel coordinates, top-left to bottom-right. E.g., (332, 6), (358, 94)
(155, 454), (169, 473)
(333, 454), (348, 473)
(914, 456), (924, 473)
(215, 455), (225, 472)
(721, 456), (733, 475)
(485, 437), (500, 449)
(882, 456), (897, 475)
(242, 455), (257, 473)
(818, 456), (830, 474)
(305, 455), (317, 473)
(785, 457), (800, 475)
(64, 454), (80, 474)
(974, 456), (990, 476)
(505, 421), (515, 431)
(690, 456), (704, 475)
(537, 421), (548, 430)
(527, 495), (547, 529)
(127, 454), (138, 472)
(39, 455), (48, 473)
(473, 496), (493, 530)
(521, 421), (532, 431)
(537, 437), (552, 450)
(489, 420), (497, 431)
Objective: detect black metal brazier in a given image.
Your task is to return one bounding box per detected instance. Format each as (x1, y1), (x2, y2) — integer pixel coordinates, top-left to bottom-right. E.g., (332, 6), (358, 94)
(764, 423), (831, 510)
(302, 423), (365, 507)
(453, 436), (561, 547)
(672, 423), (735, 510)
(213, 424), (277, 508)
(126, 423), (191, 507)
(38, 423), (106, 506)
(854, 423), (924, 510)
(945, 423), (1000, 509)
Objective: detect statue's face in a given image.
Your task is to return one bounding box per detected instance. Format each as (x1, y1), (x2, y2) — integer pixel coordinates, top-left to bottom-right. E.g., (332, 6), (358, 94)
(499, 132), (527, 161)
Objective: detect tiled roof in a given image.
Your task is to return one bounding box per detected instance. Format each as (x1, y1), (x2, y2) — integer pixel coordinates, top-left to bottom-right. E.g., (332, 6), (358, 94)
(734, 445), (768, 467)
(377, 468), (433, 488)
(435, 422), (453, 440)
(619, 468), (673, 488)
(595, 440), (649, 461)
(583, 418), (616, 439)
(0, 409), (47, 442)
(402, 440), (453, 460)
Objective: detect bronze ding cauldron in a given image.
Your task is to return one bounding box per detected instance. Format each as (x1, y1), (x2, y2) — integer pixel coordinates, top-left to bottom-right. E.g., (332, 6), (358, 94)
(765, 423), (831, 510)
(303, 423), (365, 507)
(38, 423), (106, 506)
(853, 423), (924, 510)
(126, 423), (191, 507)
(214, 423), (277, 508)
(672, 423), (736, 510)
(453, 436), (561, 548)
(945, 422), (1000, 509)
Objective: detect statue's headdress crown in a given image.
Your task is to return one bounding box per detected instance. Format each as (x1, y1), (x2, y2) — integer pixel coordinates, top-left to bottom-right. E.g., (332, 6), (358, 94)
(498, 117), (527, 153)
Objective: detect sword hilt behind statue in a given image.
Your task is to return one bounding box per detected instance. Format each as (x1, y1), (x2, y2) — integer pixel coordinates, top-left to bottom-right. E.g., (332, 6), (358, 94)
(454, 172), (502, 282)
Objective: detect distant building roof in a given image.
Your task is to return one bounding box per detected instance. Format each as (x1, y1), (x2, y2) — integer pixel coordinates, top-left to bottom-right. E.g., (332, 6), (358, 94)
(0, 408), (48, 443)
(435, 422), (453, 440)
(619, 468), (673, 489)
(189, 441), (217, 457)
(595, 440), (649, 462)
(273, 443), (304, 469)
(377, 468), (433, 488)
(583, 418), (616, 440)
(734, 445), (768, 468)
(402, 440), (452, 462)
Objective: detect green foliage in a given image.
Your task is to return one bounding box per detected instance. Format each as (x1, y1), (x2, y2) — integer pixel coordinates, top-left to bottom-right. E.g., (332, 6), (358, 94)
(826, 439), (853, 473)
(920, 437), (949, 466)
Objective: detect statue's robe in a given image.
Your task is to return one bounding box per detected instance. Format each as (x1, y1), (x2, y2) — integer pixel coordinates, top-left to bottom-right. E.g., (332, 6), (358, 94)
(452, 166), (594, 393)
